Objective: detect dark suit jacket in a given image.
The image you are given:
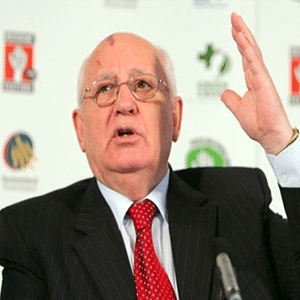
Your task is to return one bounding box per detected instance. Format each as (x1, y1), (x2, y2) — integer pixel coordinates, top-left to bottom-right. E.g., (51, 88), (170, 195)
(0, 167), (300, 300)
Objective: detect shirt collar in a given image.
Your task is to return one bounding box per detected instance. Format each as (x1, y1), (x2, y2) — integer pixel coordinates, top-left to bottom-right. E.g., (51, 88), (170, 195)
(97, 169), (170, 229)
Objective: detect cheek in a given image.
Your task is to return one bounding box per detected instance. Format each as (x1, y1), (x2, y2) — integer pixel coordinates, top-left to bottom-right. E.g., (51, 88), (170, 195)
(160, 105), (173, 136)
(150, 104), (173, 146)
(83, 114), (106, 151)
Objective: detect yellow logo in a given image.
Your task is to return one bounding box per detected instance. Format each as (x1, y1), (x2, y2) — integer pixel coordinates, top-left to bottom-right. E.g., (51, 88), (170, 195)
(4, 133), (37, 170)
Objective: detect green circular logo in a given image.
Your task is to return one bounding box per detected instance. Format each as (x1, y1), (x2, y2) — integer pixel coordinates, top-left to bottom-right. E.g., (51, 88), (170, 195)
(186, 139), (229, 168)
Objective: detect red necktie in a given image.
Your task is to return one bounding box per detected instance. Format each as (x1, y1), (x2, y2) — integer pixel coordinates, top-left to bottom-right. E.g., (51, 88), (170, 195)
(128, 199), (177, 300)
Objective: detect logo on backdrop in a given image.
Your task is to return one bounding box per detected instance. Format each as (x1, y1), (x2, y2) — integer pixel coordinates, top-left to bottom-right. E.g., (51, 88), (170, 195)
(2, 132), (38, 191)
(186, 138), (229, 168)
(3, 132), (35, 170)
(104, 0), (138, 8)
(290, 47), (300, 104)
(3, 31), (37, 92)
(194, 0), (227, 8)
(196, 43), (231, 100)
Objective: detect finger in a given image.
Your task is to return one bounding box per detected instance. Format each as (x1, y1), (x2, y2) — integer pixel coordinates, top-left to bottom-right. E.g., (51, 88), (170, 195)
(231, 13), (255, 47)
(231, 26), (242, 52)
(231, 18), (253, 57)
(242, 53), (250, 73)
(221, 89), (242, 113)
(232, 31), (267, 92)
(231, 13), (263, 59)
(232, 26), (247, 60)
(221, 89), (253, 133)
(235, 30), (264, 77)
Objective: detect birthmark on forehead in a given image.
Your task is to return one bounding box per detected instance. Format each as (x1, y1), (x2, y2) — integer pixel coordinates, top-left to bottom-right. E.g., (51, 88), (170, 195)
(96, 59), (102, 66)
(105, 34), (115, 47)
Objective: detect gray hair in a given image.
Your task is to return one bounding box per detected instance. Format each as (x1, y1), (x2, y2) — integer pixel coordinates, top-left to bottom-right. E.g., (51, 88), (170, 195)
(77, 45), (177, 107)
(155, 46), (177, 98)
(77, 57), (89, 107)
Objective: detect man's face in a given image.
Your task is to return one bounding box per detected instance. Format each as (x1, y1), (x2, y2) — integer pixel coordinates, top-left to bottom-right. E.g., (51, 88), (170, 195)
(73, 33), (182, 187)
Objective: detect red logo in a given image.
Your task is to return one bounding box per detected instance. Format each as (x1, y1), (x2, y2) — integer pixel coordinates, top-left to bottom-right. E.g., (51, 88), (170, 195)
(290, 47), (300, 104)
(3, 31), (36, 92)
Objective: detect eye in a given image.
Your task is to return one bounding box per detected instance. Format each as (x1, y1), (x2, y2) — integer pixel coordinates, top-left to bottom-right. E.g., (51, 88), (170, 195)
(97, 83), (114, 94)
(135, 79), (152, 90)
(130, 75), (158, 100)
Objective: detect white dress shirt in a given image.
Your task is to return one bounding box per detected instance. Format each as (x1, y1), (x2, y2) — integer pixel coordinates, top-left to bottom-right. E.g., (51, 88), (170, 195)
(97, 169), (180, 299)
(97, 136), (300, 300)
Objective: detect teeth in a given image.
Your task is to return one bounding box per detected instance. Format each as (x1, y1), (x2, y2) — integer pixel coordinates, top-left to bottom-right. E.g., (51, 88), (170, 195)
(118, 129), (133, 137)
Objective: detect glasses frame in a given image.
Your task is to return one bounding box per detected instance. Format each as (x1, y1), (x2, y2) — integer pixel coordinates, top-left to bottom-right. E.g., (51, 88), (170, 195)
(83, 73), (170, 107)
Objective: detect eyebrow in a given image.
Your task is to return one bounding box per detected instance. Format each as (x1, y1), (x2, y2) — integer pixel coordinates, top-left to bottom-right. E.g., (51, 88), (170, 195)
(93, 68), (150, 82)
(128, 68), (147, 76)
(93, 72), (115, 82)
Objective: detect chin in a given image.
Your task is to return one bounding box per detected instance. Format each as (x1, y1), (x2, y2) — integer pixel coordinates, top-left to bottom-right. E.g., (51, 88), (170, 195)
(112, 157), (149, 174)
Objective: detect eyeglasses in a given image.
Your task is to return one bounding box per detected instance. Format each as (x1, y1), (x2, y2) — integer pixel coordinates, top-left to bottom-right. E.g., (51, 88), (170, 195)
(83, 73), (170, 107)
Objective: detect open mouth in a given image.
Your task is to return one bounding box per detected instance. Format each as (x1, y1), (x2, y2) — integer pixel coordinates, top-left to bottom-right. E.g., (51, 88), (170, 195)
(117, 128), (135, 137)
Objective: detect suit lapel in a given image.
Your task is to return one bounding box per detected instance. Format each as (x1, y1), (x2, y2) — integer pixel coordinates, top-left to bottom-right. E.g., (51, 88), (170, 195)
(73, 179), (136, 300)
(168, 171), (219, 300)
(70, 172), (220, 300)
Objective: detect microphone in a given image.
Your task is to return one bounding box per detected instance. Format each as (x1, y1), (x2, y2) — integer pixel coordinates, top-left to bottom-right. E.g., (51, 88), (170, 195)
(212, 237), (242, 300)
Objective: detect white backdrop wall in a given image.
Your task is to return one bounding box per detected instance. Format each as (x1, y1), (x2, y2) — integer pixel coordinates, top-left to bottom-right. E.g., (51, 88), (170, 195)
(1, 0), (300, 287)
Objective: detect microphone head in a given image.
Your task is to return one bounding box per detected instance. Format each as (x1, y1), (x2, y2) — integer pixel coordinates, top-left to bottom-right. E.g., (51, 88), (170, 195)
(212, 237), (242, 299)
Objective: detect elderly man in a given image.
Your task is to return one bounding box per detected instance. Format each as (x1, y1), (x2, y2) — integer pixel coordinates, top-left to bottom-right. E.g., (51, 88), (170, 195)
(1, 13), (300, 300)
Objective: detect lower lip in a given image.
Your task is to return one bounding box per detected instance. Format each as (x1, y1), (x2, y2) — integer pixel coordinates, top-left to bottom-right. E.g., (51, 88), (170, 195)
(113, 134), (141, 145)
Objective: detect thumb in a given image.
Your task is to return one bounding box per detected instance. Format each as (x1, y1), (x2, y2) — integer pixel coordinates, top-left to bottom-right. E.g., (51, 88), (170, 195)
(221, 89), (242, 117)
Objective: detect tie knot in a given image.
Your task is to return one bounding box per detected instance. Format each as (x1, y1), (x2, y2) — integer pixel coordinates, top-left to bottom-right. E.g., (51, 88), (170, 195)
(128, 199), (157, 231)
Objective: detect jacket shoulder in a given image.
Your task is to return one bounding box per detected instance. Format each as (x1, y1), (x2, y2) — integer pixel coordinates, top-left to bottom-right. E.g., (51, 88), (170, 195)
(3, 177), (93, 209)
(174, 167), (270, 201)
(0, 177), (95, 228)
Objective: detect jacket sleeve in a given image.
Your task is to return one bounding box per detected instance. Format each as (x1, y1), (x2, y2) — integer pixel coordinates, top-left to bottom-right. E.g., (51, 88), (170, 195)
(259, 168), (300, 299)
(0, 206), (49, 300)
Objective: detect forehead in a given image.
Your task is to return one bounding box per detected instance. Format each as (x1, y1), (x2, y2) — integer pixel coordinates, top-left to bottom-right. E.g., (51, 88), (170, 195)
(84, 33), (166, 82)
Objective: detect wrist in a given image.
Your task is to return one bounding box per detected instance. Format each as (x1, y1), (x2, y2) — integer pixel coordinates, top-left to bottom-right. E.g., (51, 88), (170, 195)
(261, 126), (295, 155)
(275, 127), (299, 156)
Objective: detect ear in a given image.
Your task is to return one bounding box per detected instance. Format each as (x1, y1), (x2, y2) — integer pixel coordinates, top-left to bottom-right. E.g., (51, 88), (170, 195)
(72, 108), (86, 152)
(172, 96), (183, 142)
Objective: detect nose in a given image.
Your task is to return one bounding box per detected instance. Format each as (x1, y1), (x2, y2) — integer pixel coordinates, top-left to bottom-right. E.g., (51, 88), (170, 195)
(114, 82), (137, 115)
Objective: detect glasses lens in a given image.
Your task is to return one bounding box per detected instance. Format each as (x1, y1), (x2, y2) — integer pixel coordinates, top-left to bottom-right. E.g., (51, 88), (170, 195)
(90, 80), (117, 106)
(131, 74), (158, 100)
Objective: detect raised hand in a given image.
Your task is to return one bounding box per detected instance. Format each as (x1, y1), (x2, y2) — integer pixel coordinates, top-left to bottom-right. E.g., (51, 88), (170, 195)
(221, 12), (293, 155)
